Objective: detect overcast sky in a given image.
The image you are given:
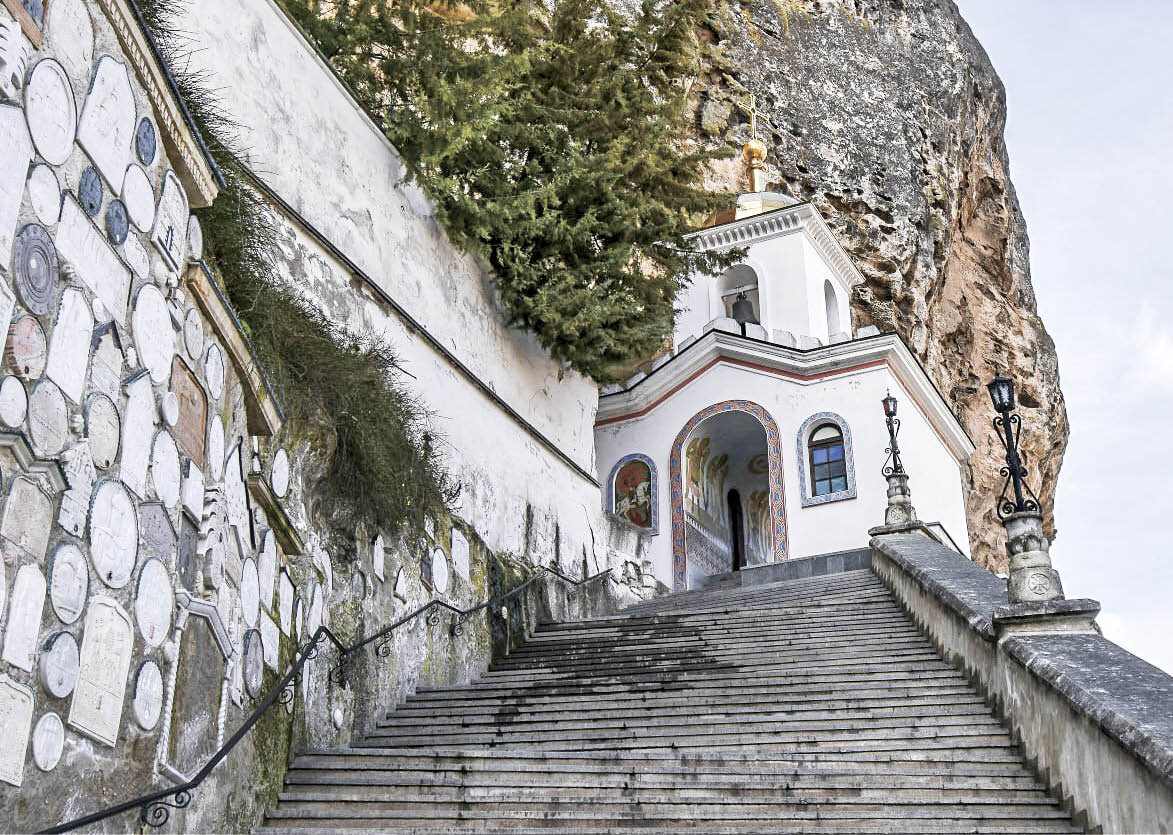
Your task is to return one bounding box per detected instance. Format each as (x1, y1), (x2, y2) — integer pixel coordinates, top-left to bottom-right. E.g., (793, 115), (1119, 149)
(955, 1), (1173, 673)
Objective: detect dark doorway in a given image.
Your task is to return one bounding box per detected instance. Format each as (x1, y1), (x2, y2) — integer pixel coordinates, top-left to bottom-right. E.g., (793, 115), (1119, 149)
(727, 489), (744, 571)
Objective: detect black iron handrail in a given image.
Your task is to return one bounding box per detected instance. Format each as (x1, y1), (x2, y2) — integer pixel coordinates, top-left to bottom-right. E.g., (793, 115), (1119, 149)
(39, 565), (611, 833)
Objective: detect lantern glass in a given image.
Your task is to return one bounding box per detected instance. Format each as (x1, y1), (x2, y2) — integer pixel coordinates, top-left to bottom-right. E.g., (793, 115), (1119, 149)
(882, 393), (898, 418)
(987, 374), (1015, 412)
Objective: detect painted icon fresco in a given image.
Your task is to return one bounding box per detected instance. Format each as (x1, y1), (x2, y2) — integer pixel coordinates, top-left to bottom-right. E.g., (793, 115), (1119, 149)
(613, 458), (653, 528)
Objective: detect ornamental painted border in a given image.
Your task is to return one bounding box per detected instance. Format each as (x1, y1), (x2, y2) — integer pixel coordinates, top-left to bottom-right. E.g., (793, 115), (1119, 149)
(605, 453), (659, 536)
(670, 400), (786, 591)
(796, 411), (857, 507)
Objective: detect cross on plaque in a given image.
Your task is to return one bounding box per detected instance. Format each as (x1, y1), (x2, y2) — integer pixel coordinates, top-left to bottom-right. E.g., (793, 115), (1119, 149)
(737, 93), (765, 141)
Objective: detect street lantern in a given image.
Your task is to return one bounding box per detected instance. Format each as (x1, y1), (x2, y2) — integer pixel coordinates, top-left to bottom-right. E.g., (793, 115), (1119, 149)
(881, 391), (904, 476)
(987, 372), (1016, 413)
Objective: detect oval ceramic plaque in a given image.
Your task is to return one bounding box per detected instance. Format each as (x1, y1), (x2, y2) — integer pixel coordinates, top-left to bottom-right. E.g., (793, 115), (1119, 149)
(7, 315), (47, 378)
(88, 479), (139, 588)
(187, 216), (203, 262)
(121, 164), (155, 231)
(28, 379), (68, 457)
(207, 417), (225, 482)
(270, 448), (290, 498)
(33, 712), (65, 772)
(48, 542), (88, 624)
(84, 393), (120, 469)
(131, 284), (175, 384)
(182, 308), (203, 361)
(204, 343), (225, 401)
(39, 631), (80, 698)
(242, 628), (263, 698)
(134, 558), (172, 647)
(13, 223), (60, 315)
(27, 164), (61, 226)
(240, 557), (260, 628)
(432, 548), (450, 595)
(0, 375), (27, 428)
(24, 59), (77, 166)
(132, 659), (164, 730)
(150, 430), (181, 508)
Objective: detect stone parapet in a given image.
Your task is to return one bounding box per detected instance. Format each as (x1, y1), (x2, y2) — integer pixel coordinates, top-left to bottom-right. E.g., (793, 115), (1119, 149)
(871, 533), (1173, 833)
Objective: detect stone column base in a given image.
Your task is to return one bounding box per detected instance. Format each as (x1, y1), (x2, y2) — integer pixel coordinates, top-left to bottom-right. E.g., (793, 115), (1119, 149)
(993, 598), (1101, 638)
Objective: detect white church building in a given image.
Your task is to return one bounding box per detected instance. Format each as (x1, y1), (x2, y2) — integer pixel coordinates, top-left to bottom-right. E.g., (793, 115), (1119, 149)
(596, 163), (975, 590)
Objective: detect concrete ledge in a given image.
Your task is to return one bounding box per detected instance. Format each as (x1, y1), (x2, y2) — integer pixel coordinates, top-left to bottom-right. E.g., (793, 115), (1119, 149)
(871, 533), (1173, 833)
(871, 533), (1004, 639)
(694, 547), (871, 590)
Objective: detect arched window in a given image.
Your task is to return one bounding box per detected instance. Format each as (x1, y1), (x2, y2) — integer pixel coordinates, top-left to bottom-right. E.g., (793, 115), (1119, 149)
(717, 265), (761, 330)
(606, 454), (659, 535)
(808, 425), (847, 496)
(796, 412), (858, 507)
(824, 280), (841, 338)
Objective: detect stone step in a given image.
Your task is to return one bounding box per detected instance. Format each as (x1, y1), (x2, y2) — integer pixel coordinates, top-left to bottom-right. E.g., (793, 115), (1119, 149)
(400, 681), (980, 709)
(259, 823), (1081, 834)
(262, 802), (1074, 822)
(482, 648), (947, 679)
(529, 604), (905, 636)
(374, 713), (1007, 740)
(283, 767), (1047, 791)
(271, 794), (1067, 817)
(278, 779), (1056, 802)
(383, 698), (994, 727)
(504, 627), (928, 658)
(292, 748), (1039, 774)
(410, 666), (968, 698)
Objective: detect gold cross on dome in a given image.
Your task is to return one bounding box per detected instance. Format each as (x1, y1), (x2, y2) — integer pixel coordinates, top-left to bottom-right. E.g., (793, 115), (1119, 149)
(737, 93), (764, 141)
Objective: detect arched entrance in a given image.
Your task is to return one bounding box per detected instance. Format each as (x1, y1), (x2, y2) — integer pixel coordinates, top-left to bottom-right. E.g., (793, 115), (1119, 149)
(669, 400), (787, 591)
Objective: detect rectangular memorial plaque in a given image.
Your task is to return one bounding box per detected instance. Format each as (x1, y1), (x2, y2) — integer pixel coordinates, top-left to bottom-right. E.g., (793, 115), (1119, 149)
(120, 371), (154, 497)
(0, 105), (33, 262)
(169, 357), (206, 469)
(69, 597), (134, 747)
(56, 198), (131, 324)
(0, 674), (34, 787)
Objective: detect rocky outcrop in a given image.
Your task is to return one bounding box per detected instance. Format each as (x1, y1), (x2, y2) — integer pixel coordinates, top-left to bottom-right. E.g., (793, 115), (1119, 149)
(698, 0), (1067, 570)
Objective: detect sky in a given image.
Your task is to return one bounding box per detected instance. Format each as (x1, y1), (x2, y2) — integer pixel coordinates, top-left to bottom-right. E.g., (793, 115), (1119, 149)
(955, 1), (1173, 673)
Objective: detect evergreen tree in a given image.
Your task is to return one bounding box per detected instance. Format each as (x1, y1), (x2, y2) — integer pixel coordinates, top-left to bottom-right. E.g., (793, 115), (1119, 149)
(283, 0), (736, 380)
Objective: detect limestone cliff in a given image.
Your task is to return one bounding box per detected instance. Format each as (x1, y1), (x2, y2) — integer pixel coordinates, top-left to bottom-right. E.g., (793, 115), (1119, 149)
(698, 0), (1067, 570)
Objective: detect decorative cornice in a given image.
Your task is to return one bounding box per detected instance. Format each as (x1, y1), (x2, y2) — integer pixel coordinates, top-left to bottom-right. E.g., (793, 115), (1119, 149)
(596, 330), (975, 463)
(94, 0), (221, 207)
(687, 203), (865, 289)
(185, 263), (284, 436)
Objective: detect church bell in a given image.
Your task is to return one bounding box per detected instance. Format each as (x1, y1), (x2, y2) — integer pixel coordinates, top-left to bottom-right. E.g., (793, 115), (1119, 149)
(731, 292), (759, 326)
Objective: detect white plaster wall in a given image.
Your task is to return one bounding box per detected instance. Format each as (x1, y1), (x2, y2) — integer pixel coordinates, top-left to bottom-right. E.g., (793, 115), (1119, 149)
(596, 362), (970, 586)
(178, 0), (609, 562)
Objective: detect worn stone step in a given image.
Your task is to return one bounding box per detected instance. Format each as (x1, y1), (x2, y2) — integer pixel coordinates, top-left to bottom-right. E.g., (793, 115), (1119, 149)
(263, 802), (1073, 821)
(529, 606), (906, 637)
(277, 780), (1057, 803)
(390, 691), (987, 720)
(401, 681), (979, 709)
(259, 823), (1081, 834)
(375, 713), (1006, 740)
(292, 747), (1039, 774)
(503, 628), (929, 659)
(283, 767), (1048, 792)
(494, 637), (938, 668)
(383, 699), (994, 728)
(482, 648), (947, 679)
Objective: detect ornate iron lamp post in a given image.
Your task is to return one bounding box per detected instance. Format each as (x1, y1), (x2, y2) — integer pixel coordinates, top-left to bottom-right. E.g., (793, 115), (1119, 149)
(873, 391), (917, 531)
(986, 372), (1063, 603)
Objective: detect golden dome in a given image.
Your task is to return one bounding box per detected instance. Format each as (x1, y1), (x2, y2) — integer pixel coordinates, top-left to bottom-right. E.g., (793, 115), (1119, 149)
(742, 138), (767, 164)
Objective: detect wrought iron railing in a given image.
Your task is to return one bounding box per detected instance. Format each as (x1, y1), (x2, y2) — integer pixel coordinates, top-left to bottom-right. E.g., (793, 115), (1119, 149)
(39, 565), (612, 833)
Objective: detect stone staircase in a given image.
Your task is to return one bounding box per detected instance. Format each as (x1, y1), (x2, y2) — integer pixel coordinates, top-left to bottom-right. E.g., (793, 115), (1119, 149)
(259, 568), (1084, 833)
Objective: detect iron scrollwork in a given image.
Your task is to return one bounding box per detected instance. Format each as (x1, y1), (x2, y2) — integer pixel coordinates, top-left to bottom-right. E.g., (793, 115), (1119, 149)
(882, 416), (904, 477)
(140, 790), (191, 828)
(993, 411), (1041, 519)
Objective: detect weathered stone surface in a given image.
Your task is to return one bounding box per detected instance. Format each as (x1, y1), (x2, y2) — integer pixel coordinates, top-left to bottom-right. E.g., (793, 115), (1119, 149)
(0, 674), (33, 787)
(76, 56), (135, 194)
(23, 58), (74, 166)
(48, 542), (88, 624)
(2, 564), (46, 671)
(705, 1), (1066, 567)
(56, 196), (131, 323)
(0, 104), (33, 263)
